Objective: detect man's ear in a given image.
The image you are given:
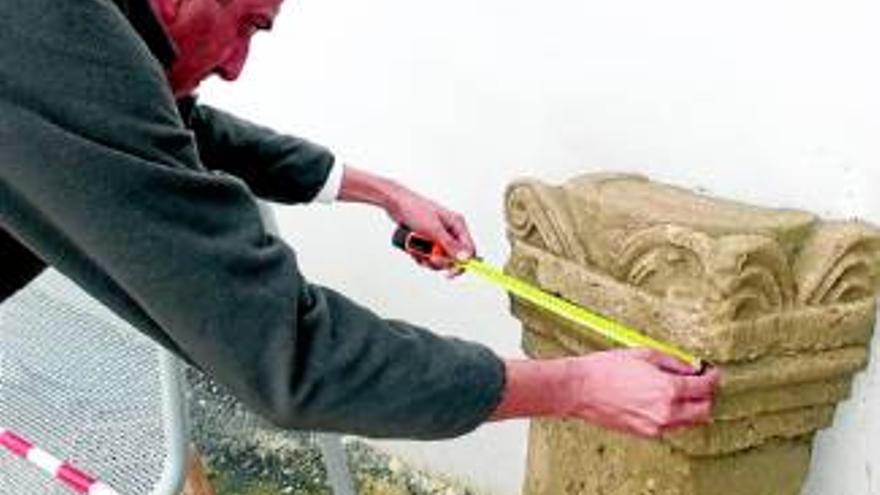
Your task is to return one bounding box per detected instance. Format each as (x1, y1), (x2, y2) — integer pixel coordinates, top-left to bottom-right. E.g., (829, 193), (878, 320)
(151, 0), (183, 27)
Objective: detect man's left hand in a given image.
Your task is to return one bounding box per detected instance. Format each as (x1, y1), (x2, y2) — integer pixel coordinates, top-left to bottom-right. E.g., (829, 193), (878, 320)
(385, 186), (476, 276)
(337, 166), (477, 276)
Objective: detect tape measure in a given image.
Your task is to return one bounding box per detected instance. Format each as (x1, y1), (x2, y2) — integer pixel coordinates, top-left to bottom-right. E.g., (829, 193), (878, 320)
(392, 225), (703, 369)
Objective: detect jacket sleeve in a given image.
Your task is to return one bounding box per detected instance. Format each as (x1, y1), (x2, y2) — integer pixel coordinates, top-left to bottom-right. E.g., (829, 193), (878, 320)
(0, 0), (504, 439)
(188, 103), (336, 204)
(0, 228), (46, 301)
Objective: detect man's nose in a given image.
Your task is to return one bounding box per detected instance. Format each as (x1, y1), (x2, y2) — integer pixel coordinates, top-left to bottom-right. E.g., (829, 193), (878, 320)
(216, 41), (251, 81)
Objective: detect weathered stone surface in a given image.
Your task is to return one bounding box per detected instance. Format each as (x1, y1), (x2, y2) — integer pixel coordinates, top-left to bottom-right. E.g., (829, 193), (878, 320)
(524, 420), (813, 495)
(506, 174), (880, 495)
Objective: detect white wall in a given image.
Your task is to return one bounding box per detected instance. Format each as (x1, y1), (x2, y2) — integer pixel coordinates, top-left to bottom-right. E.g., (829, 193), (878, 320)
(201, 0), (880, 493)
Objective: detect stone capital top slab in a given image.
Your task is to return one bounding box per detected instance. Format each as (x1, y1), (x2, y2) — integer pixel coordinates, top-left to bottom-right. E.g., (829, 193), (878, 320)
(505, 173), (880, 360)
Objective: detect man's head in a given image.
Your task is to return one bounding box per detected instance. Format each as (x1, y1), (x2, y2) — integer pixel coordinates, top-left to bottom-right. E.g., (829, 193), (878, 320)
(151, 0), (283, 97)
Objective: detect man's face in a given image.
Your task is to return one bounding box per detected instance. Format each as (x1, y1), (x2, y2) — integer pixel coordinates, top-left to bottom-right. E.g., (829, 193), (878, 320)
(161, 0), (283, 97)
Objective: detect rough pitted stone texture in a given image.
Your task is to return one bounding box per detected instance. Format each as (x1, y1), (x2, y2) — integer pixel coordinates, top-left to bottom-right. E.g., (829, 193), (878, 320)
(505, 174), (880, 495)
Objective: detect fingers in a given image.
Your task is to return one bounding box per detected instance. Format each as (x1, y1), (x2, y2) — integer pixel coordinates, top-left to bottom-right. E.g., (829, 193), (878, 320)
(428, 211), (476, 277)
(630, 400), (713, 437)
(441, 212), (476, 260)
(431, 220), (471, 267)
(618, 348), (721, 399)
(657, 368), (719, 434)
(391, 190), (476, 276)
(664, 399), (714, 430)
(635, 393), (715, 438)
(410, 252), (460, 276)
(434, 228), (461, 260)
(673, 366), (721, 400)
(561, 350), (720, 439)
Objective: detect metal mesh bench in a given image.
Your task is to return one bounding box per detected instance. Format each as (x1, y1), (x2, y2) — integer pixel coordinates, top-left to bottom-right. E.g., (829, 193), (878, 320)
(1, 206), (356, 495)
(0, 269), (187, 495)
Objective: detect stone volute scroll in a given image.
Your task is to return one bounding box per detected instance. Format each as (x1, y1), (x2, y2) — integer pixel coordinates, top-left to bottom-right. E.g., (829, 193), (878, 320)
(504, 174), (880, 495)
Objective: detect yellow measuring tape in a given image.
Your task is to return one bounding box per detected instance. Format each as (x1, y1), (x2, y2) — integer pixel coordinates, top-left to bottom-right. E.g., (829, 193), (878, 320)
(392, 225), (702, 368)
(458, 258), (702, 368)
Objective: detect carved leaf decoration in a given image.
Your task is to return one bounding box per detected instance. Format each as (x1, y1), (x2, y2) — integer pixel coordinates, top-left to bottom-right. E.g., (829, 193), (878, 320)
(505, 180), (588, 264)
(708, 235), (794, 320)
(617, 225), (719, 307)
(795, 223), (880, 305)
(617, 226), (792, 321)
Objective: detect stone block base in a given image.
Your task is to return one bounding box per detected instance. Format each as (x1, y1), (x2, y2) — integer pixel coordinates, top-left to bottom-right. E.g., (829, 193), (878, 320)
(524, 419), (812, 495)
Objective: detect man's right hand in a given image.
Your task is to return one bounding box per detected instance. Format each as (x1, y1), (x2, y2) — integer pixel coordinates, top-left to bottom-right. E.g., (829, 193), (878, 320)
(559, 349), (720, 437)
(490, 349), (721, 438)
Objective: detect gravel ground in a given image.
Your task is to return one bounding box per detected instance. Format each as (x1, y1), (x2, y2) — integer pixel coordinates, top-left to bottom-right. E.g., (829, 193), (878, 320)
(185, 367), (484, 495)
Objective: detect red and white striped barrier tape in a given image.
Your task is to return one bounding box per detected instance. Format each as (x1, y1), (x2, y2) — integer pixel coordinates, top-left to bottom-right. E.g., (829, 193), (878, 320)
(0, 427), (122, 495)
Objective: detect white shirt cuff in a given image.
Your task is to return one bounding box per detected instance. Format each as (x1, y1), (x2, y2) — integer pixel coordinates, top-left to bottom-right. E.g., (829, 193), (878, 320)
(313, 160), (345, 203)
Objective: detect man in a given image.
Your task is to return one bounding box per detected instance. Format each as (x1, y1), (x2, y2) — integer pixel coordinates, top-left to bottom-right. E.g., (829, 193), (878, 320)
(0, 0), (719, 440)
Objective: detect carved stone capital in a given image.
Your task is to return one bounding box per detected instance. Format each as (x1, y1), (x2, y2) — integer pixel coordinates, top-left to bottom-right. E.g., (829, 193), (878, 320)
(506, 174), (880, 495)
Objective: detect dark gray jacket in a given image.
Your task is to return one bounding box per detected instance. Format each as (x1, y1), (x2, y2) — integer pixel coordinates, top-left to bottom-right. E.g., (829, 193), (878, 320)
(0, 0), (504, 439)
